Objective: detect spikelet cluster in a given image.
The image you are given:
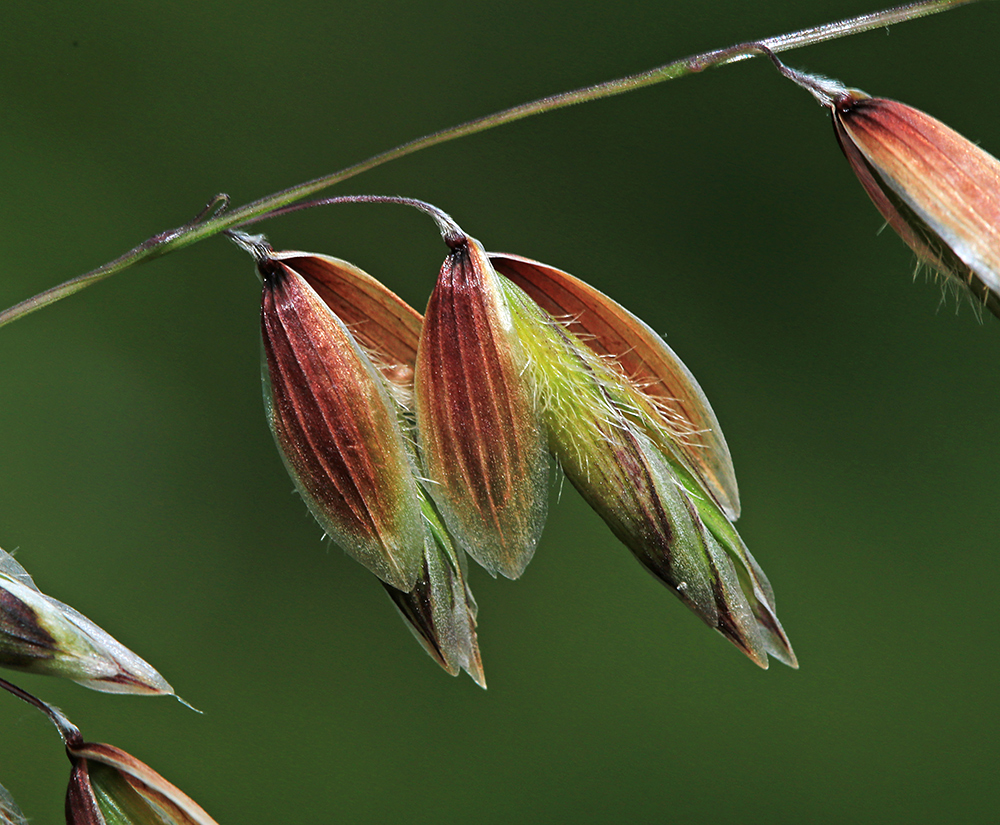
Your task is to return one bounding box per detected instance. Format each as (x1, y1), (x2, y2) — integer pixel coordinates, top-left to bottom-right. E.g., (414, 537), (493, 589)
(245, 222), (796, 679)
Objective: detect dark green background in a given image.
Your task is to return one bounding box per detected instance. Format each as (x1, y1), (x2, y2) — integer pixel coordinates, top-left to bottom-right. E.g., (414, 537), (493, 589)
(2, 2), (998, 822)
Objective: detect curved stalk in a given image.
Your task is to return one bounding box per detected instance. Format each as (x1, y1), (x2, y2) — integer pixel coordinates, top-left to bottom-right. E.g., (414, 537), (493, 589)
(0, 677), (83, 747)
(0, 0), (985, 329)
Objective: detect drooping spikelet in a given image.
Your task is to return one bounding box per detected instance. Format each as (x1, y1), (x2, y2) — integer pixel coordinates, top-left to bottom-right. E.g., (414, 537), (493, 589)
(415, 236), (549, 580)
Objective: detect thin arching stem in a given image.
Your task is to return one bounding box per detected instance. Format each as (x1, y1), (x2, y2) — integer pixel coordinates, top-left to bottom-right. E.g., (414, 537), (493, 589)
(0, 0), (986, 329)
(0, 677), (83, 747)
(235, 195), (467, 246)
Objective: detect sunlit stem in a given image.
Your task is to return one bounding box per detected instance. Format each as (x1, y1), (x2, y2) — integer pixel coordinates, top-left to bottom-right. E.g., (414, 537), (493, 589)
(0, 0), (985, 329)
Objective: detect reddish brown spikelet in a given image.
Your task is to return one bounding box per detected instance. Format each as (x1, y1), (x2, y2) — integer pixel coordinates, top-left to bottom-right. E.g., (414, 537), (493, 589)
(256, 250), (484, 681)
(261, 258), (425, 590)
(67, 742), (219, 825)
(833, 92), (1000, 317)
(499, 275), (793, 667)
(415, 237), (548, 579)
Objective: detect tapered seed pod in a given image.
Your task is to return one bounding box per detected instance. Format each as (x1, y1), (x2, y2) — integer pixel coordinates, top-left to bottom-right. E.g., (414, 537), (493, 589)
(415, 236), (548, 580)
(260, 255), (426, 590)
(490, 253), (740, 521)
(0, 547), (174, 695)
(774, 59), (1000, 317)
(832, 90), (1000, 317)
(255, 248), (483, 681)
(498, 272), (795, 667)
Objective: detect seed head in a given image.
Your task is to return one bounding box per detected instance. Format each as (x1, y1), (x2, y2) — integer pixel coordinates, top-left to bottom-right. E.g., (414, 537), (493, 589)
(0, 547), (175, 695)
(415, 236), (549, 580)
(833, 91), (1000, 316)
(245, 243), (485, 681)
(259, 252), (427, 590)
(493, 257), (795, 668)
(772, 56), (1000, 317)
(0, 681), (217, 825)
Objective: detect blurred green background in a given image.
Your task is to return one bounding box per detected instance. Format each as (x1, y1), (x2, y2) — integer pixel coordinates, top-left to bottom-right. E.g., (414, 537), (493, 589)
(2, 1), (998, 822)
